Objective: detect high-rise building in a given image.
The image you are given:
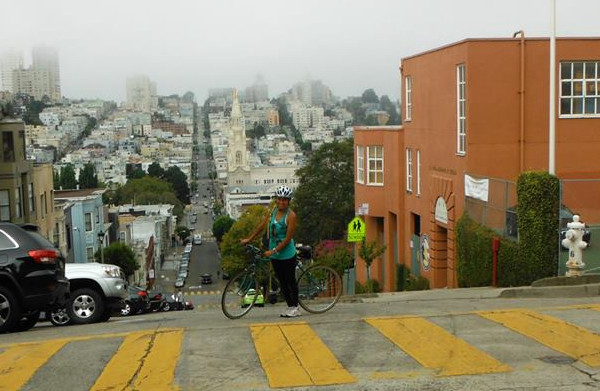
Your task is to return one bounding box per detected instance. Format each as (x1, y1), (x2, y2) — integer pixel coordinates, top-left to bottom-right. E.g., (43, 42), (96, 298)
(31, 45), (61, 101)
(0, 48), (24, 93)
(12, 68), (52, 101)
(126, 75), (158, 113)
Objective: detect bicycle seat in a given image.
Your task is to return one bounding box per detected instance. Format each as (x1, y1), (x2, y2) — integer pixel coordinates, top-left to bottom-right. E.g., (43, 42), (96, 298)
(296, 245), (312, 259)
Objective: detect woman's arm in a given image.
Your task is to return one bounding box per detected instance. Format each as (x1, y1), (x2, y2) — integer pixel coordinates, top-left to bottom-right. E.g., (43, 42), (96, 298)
(240, 213), (270, 244)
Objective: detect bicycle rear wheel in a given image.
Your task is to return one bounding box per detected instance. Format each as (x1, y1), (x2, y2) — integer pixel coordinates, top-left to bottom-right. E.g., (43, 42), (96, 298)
(221, 271), (259, 319)
(297, 264), (342, 313)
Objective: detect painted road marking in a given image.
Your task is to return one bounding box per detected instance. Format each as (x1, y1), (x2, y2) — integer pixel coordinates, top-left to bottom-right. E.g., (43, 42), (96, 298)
(90, 328), (183, 391)
(250, 322), (356, 388)
(479, 309), (600, 367)
(0, 339), (68, 391)
(365, 316), (511, 377)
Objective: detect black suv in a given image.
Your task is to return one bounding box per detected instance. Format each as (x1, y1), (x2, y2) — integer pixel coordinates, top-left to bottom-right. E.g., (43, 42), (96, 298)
(0, 223), (69, 332)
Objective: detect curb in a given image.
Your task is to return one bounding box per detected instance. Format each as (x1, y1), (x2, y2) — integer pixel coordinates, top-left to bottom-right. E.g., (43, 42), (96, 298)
(499, 283), (600, 298)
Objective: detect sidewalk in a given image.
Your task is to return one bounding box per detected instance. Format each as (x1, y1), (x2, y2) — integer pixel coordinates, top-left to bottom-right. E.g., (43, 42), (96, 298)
(344, 274), (600, 303)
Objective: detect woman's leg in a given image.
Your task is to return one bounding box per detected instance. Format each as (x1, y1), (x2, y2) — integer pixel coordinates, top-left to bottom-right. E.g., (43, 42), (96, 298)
(279, 259), (298, 307)
(272, 259), (294, 307)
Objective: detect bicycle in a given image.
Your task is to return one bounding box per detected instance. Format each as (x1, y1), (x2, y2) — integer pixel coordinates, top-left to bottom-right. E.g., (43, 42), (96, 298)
(221, 244), (343, 319)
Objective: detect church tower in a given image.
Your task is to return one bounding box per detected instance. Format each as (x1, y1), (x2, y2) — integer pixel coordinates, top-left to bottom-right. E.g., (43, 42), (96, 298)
(227, 89), (250, 184)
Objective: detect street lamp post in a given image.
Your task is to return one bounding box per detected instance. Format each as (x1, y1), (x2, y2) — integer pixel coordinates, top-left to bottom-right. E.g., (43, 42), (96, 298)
(98, 230), (105, 264)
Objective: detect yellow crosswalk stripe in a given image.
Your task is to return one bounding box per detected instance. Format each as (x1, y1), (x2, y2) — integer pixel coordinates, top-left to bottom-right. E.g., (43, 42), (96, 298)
(90, 328), (183, 391)
(365, 316), (511, 377)
(250, 322), (357, 388)
(0, 339), (68, 391)
(479, 309), (600, 367)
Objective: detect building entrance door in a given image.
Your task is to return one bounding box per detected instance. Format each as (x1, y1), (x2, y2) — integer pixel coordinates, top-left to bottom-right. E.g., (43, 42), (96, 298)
(433, 225), (448, 288)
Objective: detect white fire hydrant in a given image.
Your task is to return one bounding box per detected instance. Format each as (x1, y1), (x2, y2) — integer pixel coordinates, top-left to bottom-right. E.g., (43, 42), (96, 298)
(561, 215), (587, 277)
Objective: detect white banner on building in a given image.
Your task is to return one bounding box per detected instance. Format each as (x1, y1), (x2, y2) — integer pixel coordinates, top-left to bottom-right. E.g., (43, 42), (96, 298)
(464, 174), (489, 202)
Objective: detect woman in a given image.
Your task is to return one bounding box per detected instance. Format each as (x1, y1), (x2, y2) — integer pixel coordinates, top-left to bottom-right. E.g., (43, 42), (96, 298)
(241, 185), (300, 317)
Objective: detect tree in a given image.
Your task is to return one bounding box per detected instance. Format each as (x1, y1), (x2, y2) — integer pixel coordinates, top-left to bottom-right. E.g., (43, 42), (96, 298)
(95, 242), (139, 279)
(212, 215), (235, 243)
(380, 95), (400, 125)
(53, 170), (60, 190)
(163, 166), (190, 204)
(128, 169), (146, 179)
(361, 88), (379, 104)
(358, 238), (386, 292)
(79, 162), (98, 189)
(175, 226), (191, 244)
(59, 164), (78, 190)
(147, 162), (165, 178)
(220, 205), (269, 276)
(294, 139), (355, 246)
(109, 176), (184, 220)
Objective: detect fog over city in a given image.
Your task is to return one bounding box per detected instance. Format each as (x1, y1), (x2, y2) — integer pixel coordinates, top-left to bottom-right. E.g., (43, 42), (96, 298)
(1, 0), (599, 102)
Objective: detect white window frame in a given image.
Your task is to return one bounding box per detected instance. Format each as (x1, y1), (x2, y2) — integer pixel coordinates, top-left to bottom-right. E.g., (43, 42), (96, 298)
(356, 146), (365, 184)
(406, 148), (413, 192)
(457, 64), (466, 155)
(85, 213), (93, 232)
(367, 146), (384, 186)
(86, 246), (94, 262)
(405, 76), (412, 121)
(28, 183), (35, 212)
(416, 149), (421, 196)
(559, 61), (600, 117)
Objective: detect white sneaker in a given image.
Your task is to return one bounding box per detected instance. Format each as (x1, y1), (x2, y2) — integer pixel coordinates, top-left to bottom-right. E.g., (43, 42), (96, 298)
(285, 306), (301, 318)
(280, 307), (293, 317)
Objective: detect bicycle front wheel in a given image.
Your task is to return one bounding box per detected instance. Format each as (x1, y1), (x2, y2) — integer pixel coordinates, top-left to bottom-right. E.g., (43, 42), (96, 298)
(297, 265), (342, 313)
(221, 271), (259, 319)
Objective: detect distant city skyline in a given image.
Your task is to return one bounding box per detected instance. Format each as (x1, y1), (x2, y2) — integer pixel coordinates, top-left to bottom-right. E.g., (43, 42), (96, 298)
(1, 0), (599, 103)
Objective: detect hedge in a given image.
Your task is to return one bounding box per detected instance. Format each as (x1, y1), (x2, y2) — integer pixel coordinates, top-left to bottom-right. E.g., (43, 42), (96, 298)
(456, 171), (559, 287)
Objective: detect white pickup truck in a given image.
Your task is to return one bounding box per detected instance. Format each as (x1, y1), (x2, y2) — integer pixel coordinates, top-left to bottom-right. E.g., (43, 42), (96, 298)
(48, 263), (128, 326)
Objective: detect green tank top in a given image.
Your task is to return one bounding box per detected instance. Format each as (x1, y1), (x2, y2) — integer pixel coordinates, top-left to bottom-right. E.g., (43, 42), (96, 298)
(269, 208), (296, 260)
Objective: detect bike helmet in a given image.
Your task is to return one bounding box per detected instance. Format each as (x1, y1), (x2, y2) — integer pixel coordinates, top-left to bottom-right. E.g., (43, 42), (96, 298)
(274, 185), (293, 199)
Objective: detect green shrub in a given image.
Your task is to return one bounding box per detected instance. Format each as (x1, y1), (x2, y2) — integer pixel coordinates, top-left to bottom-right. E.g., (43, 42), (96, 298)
(456, 171), (559, 287)
(355, 279), (381, 294)
(517, 171), (559, 282)
(405, 275), (430, 291)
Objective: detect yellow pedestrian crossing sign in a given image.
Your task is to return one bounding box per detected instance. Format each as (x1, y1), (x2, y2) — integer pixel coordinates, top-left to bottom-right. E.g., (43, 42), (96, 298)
(347, 216), (366, 242)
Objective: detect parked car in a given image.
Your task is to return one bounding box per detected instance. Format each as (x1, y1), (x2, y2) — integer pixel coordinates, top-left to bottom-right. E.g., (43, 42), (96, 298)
(48, 262), (128, 326)
(0, 223), (70, 333)
(175, 277), (185, 288)
(121, 286), (150, 316)
(242, 289), (264, 308)
(201, 273), (213, 284)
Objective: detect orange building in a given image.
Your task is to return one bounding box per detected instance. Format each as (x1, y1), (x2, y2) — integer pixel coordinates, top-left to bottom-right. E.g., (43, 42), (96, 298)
(354, 37), (600, 290)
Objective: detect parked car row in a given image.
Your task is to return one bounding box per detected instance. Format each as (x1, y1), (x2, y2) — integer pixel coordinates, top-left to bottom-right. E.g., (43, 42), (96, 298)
(175, 244), (193, 289)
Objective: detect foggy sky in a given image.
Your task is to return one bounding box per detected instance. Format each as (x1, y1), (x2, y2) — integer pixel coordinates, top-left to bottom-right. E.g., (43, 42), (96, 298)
(1, 0), (599, 103)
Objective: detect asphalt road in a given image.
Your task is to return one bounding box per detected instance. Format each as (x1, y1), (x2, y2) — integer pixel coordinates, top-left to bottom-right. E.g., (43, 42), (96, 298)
(3, 289), (600, 390)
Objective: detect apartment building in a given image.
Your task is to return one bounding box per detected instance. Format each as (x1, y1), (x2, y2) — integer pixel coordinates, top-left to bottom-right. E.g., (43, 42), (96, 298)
(354, 37), (600, 291)
(0, 117), (58, 240)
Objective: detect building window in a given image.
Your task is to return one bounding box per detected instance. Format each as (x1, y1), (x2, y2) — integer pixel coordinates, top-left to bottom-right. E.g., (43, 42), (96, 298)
(0, 190), (10, 221)
(15, 188), (22, 219)
(367, 146), (384, 185)
(405, 76), (412, 121)
(40, 193), (46, 217)
(28, 183), (35, 212)
(560, 61), (600, 117)
(2, 132), (15, 162)
(416, 150), (421, 196)
(85, 213), (93, 232)
(457, 64), (466, 155)
(120, 231), (126, 242)
(406, 148), (413, 192)
(356, 146), (365, 184)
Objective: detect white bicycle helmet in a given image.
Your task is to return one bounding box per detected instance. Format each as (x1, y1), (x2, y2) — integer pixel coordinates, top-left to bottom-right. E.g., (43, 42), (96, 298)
(274, 185), (293, 199)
